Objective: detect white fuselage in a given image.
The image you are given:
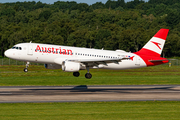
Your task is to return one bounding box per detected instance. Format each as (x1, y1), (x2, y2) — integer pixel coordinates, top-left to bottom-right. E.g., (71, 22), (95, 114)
(4, 43), (147, 70)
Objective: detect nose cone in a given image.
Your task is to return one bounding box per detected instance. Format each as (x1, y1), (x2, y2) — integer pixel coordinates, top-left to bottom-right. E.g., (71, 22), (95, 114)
(4, 50), (11, 58)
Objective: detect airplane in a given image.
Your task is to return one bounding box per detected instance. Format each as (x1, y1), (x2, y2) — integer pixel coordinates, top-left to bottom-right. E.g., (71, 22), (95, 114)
(4, 29), (169, 79)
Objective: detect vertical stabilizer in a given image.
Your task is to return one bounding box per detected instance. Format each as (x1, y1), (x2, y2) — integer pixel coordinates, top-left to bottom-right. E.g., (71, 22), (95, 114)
(136, 29), (169, 56)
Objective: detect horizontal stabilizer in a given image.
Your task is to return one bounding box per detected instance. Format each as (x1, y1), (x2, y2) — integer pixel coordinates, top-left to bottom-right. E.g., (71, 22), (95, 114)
(149, 59), (169, 62)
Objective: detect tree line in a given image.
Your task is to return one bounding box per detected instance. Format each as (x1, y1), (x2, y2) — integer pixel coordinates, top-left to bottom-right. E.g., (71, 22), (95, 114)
(1, 0), (180, 58)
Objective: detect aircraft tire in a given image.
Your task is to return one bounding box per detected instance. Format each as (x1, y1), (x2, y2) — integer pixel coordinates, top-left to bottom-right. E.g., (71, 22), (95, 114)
(73, 72), (80, 77)
(24, 68), (28, 72)
(85, 73), (92, 79)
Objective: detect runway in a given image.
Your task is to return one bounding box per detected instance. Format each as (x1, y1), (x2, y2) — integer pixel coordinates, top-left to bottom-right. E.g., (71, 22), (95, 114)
(1, 85), (180, 103)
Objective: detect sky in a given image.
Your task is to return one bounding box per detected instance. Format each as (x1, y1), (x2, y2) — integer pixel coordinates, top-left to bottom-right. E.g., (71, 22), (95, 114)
(0, 0), (149, 5)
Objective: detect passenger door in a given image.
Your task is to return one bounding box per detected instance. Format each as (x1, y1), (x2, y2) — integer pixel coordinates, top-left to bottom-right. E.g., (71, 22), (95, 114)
(27, 45), (33, 55)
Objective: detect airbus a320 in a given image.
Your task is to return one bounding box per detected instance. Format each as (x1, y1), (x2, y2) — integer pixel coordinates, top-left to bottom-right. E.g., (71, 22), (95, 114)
(4, 29), (169, 79)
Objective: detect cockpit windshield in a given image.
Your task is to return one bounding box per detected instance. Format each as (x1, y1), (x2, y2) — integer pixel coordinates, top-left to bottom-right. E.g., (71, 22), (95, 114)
(12, 46), (22, 50)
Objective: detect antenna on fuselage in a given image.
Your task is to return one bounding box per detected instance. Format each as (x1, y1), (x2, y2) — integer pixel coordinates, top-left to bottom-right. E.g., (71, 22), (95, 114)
(30, 41), (32, 43)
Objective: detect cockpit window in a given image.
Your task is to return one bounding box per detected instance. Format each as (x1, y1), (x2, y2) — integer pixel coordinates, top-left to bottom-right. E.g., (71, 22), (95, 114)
(12, 46), (22, 50)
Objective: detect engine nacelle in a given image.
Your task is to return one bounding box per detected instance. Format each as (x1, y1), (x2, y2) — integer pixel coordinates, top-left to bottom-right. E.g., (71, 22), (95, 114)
(45, 64), (61, 69)
(62, 61), (80, 72)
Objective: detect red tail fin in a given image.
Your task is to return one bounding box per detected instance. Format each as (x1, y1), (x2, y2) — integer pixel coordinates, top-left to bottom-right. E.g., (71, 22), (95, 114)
(134, 29), (169, 66)
(136, 29), (169, 56)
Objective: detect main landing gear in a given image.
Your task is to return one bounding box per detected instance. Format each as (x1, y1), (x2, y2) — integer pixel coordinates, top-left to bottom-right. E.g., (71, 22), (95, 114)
(73, 67), (92, 79)
(85, 73), (92, 79)
(24, 62), (30, 72)
(85, 67), (92, 79)
(73, 72), (80, 77)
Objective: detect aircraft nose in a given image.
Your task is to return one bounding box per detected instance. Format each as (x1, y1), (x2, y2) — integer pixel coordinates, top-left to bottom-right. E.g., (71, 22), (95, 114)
(4, 50), (11, 57)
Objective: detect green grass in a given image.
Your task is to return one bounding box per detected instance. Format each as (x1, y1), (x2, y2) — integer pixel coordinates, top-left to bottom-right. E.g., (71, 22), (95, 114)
(0, 101), (180, 120)
(1, 66), (180, 120)
(1, 65), (180, 86)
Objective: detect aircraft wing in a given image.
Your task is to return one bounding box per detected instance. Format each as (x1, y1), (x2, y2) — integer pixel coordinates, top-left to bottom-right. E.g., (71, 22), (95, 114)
(67, 57), (131, 67)
(54, 57), (132, 67)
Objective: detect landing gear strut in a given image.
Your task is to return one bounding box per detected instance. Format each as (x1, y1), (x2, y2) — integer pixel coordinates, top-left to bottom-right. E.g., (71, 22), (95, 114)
(73, 72), (80, 77)
(85, 67), (92, 79)
(24, 62), (29, 72)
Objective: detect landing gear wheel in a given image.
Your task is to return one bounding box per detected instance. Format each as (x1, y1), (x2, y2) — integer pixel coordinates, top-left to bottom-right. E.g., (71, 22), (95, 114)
(24, 68), (28, 72)
(24, 62), (30, 72)
(73, 72), (80, 77)
(85, 73), (92, 79)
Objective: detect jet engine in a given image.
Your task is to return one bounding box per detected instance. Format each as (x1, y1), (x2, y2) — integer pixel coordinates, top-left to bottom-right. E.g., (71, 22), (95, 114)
(44, 64), (61, 69)
(62, 61), (80, 72)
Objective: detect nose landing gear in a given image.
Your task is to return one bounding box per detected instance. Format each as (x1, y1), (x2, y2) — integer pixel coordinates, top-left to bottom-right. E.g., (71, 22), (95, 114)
(24, 62), (29, 72)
